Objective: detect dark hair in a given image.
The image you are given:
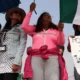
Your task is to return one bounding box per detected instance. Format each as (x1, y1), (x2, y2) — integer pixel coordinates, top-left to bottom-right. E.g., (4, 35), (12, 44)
(35, 12), (58, 32)
(2, 19), (12, 32)
(73, 24), (80, 36)
(2, 18), (20, 32)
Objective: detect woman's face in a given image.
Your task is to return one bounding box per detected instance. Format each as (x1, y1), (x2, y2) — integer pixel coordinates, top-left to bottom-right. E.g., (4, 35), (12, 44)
(42, 14), (51, 27)
(10, 12), (21, 22)
(77, 25), (80, 31)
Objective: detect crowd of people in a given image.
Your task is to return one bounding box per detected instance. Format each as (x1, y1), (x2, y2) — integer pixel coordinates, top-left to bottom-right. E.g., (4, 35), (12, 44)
(0, 2), (80, 80)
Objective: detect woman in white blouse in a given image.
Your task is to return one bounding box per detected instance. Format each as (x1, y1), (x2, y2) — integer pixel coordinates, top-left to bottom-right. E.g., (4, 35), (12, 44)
(0, 8), (27, 80)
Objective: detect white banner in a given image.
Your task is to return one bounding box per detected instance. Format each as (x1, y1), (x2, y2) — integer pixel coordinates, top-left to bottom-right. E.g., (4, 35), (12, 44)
(69, 36), (80, 74)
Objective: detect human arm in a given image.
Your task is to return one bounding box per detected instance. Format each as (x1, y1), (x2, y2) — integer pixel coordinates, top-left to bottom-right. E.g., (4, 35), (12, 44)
(22, 3), (36, 35)
(12, 25), (27, 72)
(67, 35), (74, 52)
(57, 22), (65, 55)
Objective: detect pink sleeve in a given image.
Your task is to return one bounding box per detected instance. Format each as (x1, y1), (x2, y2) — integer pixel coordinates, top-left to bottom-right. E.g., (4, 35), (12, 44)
(57, 31), (65, 46)
(22, 12), (36, 36)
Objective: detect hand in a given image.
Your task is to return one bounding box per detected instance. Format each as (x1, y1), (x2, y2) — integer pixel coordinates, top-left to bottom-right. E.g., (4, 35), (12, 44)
(12, 64), (20, 72)
(30, 2), (36, 12)
(59, 49), (63, 55)
(58, 22), (64, 31)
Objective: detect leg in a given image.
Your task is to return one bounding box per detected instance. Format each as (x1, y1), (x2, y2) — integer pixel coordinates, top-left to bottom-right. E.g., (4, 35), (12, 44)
(45, 56), (60, 80)
(28, 56), (44, 80)
(4, 73), (19, 80)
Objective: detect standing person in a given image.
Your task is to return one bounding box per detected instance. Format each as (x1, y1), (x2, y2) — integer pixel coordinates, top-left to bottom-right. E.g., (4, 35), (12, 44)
(67, 24), (80, 80)
(0, 8), (27, 80)
(22, 2), (68, 80)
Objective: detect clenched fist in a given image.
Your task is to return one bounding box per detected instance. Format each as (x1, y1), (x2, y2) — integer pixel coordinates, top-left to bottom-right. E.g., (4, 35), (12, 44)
(58, 22), (64, 31)
(30, 2), (36, 12)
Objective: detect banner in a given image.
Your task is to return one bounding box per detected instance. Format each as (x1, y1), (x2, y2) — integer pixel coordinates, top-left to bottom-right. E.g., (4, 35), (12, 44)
(69, 36), (80, 74)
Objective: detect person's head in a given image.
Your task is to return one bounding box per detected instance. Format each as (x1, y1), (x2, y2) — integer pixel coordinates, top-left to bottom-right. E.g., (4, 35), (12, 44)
(73, 24), (80, 35)
(6, 8), (26, 25)
(9, 11), (22, 24)
(3, 8), (26, 31)
(41, 12), (51, 27)
(35, 12), (58, 32)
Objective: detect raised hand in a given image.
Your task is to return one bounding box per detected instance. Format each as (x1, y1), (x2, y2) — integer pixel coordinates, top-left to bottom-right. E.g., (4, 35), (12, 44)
(58, 22), (64, 31)
(30, 2), (36, 12)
